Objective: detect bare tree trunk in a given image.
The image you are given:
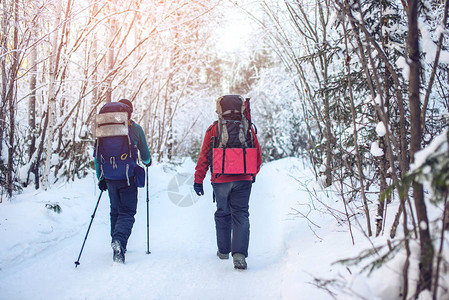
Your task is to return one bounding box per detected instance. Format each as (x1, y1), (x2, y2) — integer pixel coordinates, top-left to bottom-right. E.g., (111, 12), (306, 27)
(376, 118), (389, 236)
(407, 0), (434, 295)
(280, 0), (333, 186)
(338, 0), (419, 240)
(0, 0), (10, 200)
(342, 21), (372, 236)
(106, 0), (117, 103)
(90, 1), (99, 103)
(53, 0), (72, 179)
(42, 0), (62, 189)
(376, 2), (392, 236)
(421, 0), (449, 131)
(323, 96), (333, 187)
(5, 0), (21, 197)
(433, 192), (448, 299)
(401, 204), (411, 300)
(320, 1), (333, 187)
(165, 24), (178, 160)
(26, 16), (38, 188)
(35, 110), (49, 190)
(28, 41), (37, 160)
(165, 92), (174, 160)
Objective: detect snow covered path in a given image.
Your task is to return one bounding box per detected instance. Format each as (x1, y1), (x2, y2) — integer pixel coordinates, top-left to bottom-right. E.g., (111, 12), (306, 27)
(0, 158), (368, 300)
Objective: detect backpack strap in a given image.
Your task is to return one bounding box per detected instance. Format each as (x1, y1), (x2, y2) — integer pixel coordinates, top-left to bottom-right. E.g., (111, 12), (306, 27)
(238, 122), (248, 147)
(127, 120), (135, 159)
(218, 119), (229, 148)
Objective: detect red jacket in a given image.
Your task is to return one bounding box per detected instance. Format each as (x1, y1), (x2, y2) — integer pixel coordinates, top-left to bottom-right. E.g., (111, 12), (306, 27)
(195, 122), (262, 184)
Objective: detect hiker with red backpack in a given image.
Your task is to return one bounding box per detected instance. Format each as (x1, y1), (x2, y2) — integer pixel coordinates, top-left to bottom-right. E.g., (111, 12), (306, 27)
(94, 99), (151, 264)
(194, 95), (262, 270)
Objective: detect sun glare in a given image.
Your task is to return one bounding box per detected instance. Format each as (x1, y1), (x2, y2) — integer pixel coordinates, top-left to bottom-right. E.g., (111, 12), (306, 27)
(215, 11), (254, 54)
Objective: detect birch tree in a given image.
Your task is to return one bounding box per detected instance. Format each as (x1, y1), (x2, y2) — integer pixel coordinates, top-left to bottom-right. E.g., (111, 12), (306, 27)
(1, 0), (36, 197)
(42, 0), (62, 189)
(0, 0), (224, 196)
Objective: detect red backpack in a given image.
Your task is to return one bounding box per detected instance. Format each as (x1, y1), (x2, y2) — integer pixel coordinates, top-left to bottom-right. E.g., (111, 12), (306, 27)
(210, 95), (258, 175)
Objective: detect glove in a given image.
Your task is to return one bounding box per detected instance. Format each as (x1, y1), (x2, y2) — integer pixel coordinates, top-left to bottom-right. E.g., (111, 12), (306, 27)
(252, 176), (256, 183)
(98, 179), (107, 191)
(193, 183), (204, 196)
(144, 160), (152, 167)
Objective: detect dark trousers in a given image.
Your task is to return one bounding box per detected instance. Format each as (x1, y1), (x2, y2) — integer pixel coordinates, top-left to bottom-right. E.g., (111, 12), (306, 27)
(212, 180), (252, 257)
(106, 178), (138, 250)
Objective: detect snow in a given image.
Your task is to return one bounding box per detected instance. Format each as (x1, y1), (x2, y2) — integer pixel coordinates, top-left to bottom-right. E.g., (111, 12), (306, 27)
(370, 141), (384, 157)
(365, 95), (373, 105)
(419, 20), (449, 65)
(411, 129), (448, 170)
(374, 95), (381, 106)
(395, 56), (410, 80)
(0, 158), (431, 300)
(435, 25), (447, 39)
(1, 140), (7, 162)
(419, 220), (428, 231)
(419, 19), (438, 65)
(375, 122), (386, 137)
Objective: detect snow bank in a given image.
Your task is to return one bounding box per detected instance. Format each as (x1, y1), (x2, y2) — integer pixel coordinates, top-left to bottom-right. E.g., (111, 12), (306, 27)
(0, 158), (443, 300)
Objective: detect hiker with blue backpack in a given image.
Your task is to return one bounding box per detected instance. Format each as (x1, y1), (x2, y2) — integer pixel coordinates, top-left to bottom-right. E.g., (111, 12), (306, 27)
(94, 99), (151, 264)
(194, 95), (262, 270)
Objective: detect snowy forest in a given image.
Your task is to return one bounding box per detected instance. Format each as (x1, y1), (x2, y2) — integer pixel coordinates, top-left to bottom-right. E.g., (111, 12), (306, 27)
(1, 0), (449, 299)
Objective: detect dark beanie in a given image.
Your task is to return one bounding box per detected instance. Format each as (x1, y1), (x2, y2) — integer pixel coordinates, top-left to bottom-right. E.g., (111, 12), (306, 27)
(119, 99), (133, 112)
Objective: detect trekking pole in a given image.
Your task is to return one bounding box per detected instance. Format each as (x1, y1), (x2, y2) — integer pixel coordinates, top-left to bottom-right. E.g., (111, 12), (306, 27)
(146, 165), (151, 254)
(74, 191), (103, 268)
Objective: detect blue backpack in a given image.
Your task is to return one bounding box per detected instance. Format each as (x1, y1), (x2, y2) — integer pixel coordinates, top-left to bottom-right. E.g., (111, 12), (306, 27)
(94, 102), (138, 183)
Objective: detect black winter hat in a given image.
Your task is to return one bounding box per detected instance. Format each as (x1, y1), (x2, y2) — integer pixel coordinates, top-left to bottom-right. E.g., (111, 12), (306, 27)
(119, 99), (133, 113)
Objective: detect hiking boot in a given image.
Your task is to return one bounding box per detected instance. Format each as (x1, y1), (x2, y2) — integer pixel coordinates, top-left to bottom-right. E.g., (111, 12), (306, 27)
(217, 250), (229, 260)
(233, 253), (247, 270)
(111, 240), (125, 264)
